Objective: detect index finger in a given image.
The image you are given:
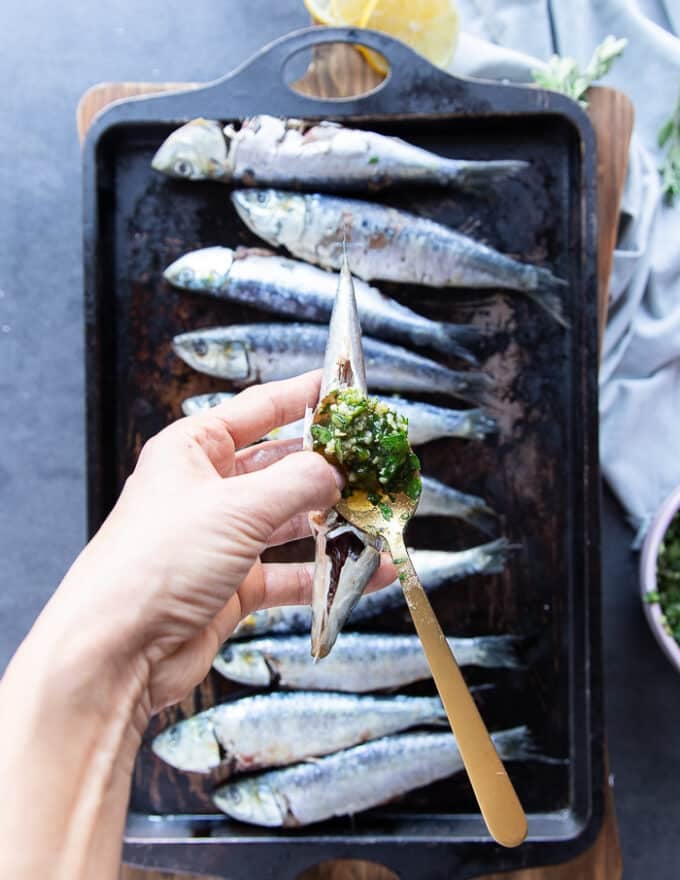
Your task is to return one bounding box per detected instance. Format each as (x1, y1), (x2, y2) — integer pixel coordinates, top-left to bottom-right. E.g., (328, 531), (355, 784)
(205, 371), (321, 450)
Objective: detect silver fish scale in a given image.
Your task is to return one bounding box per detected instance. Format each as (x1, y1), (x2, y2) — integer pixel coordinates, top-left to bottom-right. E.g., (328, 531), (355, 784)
(173, 323), (490, 401)
(239, 191), (536, 290)
(211, 692), (445, 770)
(213, 727), (535, 826)
(181, 391), (498, 443)
(215, 733), (463, 827)
(213, 632), (519, 691)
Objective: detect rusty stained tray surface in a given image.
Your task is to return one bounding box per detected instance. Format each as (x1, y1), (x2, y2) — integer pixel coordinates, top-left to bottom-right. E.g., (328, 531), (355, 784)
(82, 26), (601, 880)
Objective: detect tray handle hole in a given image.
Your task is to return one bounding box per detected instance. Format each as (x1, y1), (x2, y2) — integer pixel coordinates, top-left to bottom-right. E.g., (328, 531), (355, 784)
(297, 858), (399, 880)
(284, 42), (387, 101)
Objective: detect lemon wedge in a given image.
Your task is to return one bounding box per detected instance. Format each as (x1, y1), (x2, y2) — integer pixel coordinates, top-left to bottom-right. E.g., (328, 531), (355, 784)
(329, 0), (460, 74)
(304, 0), (336, 25)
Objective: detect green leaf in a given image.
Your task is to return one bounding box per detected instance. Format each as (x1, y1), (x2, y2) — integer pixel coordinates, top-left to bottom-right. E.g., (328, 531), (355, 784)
(658, 119), (674, 148)
(532, 35), (627, 108)
(657, 91), (680, 204)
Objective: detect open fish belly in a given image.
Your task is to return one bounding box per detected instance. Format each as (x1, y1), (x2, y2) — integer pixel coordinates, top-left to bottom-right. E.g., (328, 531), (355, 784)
(152, 115), (527, 191)
(310, 510), (381, 660)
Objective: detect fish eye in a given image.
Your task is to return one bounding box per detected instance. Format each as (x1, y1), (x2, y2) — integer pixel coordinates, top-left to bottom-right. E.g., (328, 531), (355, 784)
(256, 191), (268, 204)
(192, 339), (208, 357)
(174, 159), (194, 178)
(220, 646), (233, 663)
(227, 787), (242, 804)
(178, 267), (194, 284)
(168, 726), (180, 746)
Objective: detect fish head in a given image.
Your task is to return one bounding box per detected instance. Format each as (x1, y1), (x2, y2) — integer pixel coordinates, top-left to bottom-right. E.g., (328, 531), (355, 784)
(310, 512), (381, 660)
(151, 118), (229, 180)
(151, 712), (222, 773)
(212, 643), (272, 686)
(173, 329), (251, 381)
(213, 778), (290, 827)
(164, 247), (235, 292)
(231, 189), (306, 248)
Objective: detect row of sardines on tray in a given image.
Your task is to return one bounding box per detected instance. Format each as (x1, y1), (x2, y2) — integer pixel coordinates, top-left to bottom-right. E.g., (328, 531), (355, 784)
(148, 115), (566, 827)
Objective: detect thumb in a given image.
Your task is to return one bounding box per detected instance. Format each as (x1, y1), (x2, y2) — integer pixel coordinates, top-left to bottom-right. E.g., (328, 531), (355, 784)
(228, 450), (343, 539)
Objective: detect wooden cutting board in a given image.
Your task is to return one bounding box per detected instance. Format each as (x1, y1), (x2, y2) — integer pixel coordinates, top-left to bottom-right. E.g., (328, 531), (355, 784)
(77, 42), (632, 880)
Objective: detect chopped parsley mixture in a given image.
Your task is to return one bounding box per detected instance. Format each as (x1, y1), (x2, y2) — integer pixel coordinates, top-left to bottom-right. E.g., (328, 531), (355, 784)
(311, 388), (421, 502)
(646, 511), (680, 643)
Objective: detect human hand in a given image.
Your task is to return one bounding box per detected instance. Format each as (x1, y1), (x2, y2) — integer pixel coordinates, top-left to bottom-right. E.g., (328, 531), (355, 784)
(50, 371), (394, 717)
(0, 370), (398, 879)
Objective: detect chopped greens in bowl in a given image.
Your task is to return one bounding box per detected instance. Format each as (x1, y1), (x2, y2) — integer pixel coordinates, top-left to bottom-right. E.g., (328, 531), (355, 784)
(311, 388), (421, 502)
(640, 487), (680, 673)
(645, 511), (680, 643)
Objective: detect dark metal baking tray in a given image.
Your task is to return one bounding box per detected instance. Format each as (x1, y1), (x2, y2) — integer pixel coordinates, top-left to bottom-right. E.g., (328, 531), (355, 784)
(82, 25), (601, 880)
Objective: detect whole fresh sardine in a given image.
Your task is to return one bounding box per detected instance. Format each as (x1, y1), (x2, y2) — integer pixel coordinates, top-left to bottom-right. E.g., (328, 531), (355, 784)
(419, 476), (496, 533)
(151, 691), (448, 774)
(182, 391), (498, 444)
(151, 115), (527, 192)
(231, 189), (567, 325)
(164, 247), (480, 362)
(213, 726), (536, 827)
(172, 324), (492, 403)
(212, 632), (520, 691)
(231, 538), (512, 640)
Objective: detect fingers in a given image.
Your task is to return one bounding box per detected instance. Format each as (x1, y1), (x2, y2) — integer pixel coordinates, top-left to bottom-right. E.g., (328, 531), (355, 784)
(233, 437), (303, 476)
(206, 371), (321, 450)
(239, 554), (398, 616)
(267, 512), (312, 546)
(226, 451), (343, 542)
(205, 552), (397, 651)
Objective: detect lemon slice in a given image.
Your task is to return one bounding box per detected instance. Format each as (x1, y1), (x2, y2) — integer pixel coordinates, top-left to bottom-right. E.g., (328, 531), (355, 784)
(304, 0), (335, 25)
(332, 0), (460, 74)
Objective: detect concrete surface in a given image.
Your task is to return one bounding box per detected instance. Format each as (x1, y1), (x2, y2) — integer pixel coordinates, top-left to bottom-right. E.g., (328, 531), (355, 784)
(0, 1), (678, 876)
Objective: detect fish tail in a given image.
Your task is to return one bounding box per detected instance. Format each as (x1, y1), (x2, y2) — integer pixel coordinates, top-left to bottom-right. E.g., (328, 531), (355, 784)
(463, 503), (499, 537)
(425, 697), (449, 726)
(493, 725), (566, 764)
(450, 408), (498, 440)
(477, 634), (523, 668)
(524, 268), (570, 327)
(443, 159), (529, 190)
(477, 537), (515, 575)
(430, 323), (482, 364)
(447, 370), (494, 406)
(492, 726), (536, 761)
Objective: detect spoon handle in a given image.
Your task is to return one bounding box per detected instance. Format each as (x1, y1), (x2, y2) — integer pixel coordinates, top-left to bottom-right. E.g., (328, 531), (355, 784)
(388, 531), (528, 848)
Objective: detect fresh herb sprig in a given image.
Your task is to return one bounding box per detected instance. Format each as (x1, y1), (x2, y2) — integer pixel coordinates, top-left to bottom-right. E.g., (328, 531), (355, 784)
(532, 35), (628, 108)
(658, 92), (680, 205)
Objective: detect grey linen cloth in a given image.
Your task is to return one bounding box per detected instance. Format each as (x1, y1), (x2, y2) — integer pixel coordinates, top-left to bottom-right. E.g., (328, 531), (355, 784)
(446, 0), (680, 544)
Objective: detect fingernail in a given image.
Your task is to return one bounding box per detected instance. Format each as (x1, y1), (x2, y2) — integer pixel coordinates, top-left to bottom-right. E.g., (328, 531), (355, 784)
(332, 466), (345, 491)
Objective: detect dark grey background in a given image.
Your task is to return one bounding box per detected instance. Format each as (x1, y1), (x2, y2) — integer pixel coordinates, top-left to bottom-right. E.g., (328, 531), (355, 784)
(0, 1), (678, 876)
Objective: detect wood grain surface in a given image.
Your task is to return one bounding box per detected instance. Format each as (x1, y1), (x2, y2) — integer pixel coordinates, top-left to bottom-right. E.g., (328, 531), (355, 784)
(77, 42), (628, 880)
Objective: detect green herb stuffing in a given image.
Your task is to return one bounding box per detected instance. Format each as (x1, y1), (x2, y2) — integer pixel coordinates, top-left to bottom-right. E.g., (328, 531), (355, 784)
(311, 388), (421, 500)
(646, 511), (680, 643)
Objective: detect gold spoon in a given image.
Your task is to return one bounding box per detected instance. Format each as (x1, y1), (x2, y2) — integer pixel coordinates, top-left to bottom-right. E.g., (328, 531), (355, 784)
(335, 484), (528, 848)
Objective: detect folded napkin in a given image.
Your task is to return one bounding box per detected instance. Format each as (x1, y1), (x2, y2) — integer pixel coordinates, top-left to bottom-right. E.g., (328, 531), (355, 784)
(448, 0), (680, 545)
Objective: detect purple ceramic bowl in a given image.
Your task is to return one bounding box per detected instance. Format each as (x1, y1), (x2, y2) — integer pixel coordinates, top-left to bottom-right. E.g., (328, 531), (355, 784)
(640, 485), (680, 672)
